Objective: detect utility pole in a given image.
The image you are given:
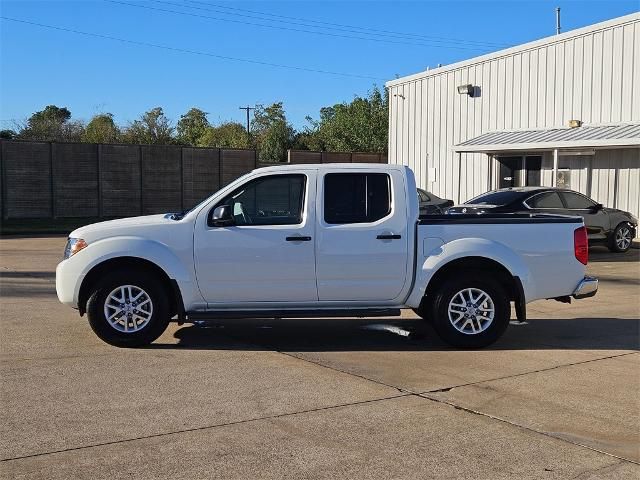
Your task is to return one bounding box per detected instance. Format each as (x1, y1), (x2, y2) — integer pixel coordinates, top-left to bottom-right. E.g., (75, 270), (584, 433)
(239, 106), (255, 145)
(556, 7), (561, 35)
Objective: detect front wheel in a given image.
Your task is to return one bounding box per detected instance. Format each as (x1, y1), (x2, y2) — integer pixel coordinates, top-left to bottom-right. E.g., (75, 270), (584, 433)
(608, 223), (634, 253)
(86, 270), (170, 347)
(431, 275), (510, 348)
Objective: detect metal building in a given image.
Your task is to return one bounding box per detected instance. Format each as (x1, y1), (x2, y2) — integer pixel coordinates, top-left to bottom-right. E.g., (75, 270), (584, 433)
(386, 13), (640, 223)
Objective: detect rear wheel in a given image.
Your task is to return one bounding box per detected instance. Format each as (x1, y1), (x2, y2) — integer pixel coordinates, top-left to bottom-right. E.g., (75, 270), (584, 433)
(86, 270), (170, 347)
(608, 223), (634, 253)
(430, 275), (510, 348)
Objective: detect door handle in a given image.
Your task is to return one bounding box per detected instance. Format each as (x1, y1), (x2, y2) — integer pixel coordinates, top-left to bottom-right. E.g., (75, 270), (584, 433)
(376, 234), (401, 240)
(286, 236), (312, 242)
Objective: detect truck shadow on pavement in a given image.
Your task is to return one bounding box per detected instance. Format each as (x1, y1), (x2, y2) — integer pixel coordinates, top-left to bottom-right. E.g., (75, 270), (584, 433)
(162, 316), (640, 352)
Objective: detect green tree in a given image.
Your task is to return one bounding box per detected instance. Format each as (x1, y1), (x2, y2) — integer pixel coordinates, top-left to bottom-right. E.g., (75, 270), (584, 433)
(0, 129), (16, 140)
(83, 113), (119, 143)
(18, 105), (85, 142)
(123, 107), (174, 144)
(302, 86), (388, 153)
(200, 122), (248, 148)
(252, 102), (295, 162)
(176, 108), (210, 146)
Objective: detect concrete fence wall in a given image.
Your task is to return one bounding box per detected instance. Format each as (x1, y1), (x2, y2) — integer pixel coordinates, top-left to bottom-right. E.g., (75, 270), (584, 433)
(0, 141), (387, 219)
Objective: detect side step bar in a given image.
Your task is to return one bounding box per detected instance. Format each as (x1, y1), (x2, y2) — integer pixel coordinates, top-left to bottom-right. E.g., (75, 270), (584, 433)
(185, 308), (402, 321)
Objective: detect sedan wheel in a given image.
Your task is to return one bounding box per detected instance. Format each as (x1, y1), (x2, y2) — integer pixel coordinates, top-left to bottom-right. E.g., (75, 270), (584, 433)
(615, 226), (632, 251)
(609, 223), (634, 253)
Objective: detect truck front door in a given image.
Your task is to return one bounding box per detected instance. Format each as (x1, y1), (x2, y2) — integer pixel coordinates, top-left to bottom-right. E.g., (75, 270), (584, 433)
(194, 171), (318, 304)
(315, 169), (410, 301)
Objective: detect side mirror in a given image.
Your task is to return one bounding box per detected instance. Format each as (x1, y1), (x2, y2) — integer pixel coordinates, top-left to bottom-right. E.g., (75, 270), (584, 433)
(592, 203), (604, 212)
(210, 205), (234, 227)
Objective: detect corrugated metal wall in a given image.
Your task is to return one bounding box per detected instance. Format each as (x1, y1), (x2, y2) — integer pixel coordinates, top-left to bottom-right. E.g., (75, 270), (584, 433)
(539, 148), (639, 219)
(387, 13), (640, 218)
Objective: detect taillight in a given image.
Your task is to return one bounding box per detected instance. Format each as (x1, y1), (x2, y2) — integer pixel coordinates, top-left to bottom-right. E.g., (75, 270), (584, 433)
(574, 226), (588, 265)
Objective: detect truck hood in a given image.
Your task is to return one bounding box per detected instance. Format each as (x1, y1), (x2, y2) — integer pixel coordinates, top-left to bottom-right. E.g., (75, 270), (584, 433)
(69, 214), (177, 242)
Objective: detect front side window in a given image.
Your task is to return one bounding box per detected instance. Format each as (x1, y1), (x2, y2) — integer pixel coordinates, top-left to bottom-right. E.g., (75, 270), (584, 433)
(324, 173), (391, 224)
(526, 192), (564, 208)
(561, 192), (596, 209)
(215, 174), (305, 226)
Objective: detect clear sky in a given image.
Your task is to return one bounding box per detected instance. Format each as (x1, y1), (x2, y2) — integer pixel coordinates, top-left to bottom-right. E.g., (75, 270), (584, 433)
(1, 0), (637, 130)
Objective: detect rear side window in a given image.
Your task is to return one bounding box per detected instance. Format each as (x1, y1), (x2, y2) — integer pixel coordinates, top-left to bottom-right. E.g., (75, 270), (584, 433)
(561, 192), (596, 209)
(324, 173), (391, 224)
(526, 192), (563, 208)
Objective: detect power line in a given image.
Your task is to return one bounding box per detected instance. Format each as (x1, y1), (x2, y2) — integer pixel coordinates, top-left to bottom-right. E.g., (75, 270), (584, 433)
(154, 0), (502, 50)
(0, 16), (384, 81)
(107, 0), (495, 52)
(183, 0), (510, 49)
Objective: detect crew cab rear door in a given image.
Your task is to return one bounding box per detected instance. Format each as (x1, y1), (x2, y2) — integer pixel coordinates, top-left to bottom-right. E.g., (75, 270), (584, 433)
(315, 168), (410, 301)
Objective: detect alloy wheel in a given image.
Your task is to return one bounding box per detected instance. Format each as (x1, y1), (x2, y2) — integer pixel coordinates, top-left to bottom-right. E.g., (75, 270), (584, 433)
(447, 287), (495, 335)
(103, 285), (154, 333)
(616, 226), (632, 251)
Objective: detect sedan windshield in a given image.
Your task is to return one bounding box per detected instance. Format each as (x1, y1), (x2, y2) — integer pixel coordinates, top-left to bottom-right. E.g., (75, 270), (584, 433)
(466, 190), (526, 206)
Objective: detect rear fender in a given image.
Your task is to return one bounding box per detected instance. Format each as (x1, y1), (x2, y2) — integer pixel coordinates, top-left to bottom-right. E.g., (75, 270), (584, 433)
(406, 237), (534, 307)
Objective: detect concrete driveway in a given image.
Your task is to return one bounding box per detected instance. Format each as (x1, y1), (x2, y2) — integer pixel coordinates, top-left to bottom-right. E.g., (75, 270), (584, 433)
(1, 237), (638, 479)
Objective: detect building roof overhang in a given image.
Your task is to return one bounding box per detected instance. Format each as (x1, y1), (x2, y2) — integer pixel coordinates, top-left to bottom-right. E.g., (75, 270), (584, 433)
(454, 123), (640, 154)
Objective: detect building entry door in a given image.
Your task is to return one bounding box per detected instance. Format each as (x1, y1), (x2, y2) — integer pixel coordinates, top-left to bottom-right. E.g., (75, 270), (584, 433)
(497, 155), (542, 188)
(498, 157), (521, 188)
(524, 156), (542, 186)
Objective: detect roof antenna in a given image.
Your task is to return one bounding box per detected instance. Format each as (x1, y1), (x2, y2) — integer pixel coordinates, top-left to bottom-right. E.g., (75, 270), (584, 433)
(556, 7), (561, 35)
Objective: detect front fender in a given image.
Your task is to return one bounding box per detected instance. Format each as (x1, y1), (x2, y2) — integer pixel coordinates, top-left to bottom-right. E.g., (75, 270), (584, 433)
(406, 237), (534, 307)
(58, 236), (201, 308)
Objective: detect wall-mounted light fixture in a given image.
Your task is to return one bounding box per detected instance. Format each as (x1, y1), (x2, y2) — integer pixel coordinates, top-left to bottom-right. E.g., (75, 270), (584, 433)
(457, 84), (475, 97)
(568, 119), (582, 128)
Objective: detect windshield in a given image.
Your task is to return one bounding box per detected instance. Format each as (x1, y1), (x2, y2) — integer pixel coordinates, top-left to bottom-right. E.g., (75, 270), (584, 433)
(466, 190), (525, 206)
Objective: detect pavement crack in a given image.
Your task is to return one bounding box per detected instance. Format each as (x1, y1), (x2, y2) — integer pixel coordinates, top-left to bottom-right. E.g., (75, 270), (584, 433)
(417, 393), (640, 466)
(279, 351), (410, 394)
(570, 460), (628, 479)
(428, 386), (454, 393)
(0, 393), (411, 463)
(421, 351), (638, 394)
(217, 329), (412, 394)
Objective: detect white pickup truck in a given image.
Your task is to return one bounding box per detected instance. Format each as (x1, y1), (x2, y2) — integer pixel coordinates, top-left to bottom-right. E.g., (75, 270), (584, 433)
(56, 163), (598, 348)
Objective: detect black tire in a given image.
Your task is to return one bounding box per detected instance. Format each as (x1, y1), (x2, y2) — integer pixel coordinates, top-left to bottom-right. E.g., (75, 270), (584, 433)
(608, 222), (634, 253)
(86, 269), (170, 347)
(430, 274), (510, 348)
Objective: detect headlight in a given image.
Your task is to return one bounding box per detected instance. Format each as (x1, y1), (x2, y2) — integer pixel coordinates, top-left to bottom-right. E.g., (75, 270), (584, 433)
(64, 238), (88, 259)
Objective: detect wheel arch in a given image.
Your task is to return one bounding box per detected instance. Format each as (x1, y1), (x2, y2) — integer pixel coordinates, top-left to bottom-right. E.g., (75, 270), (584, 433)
(78, 257), (179, 317)
(419, 256), (526, 322)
